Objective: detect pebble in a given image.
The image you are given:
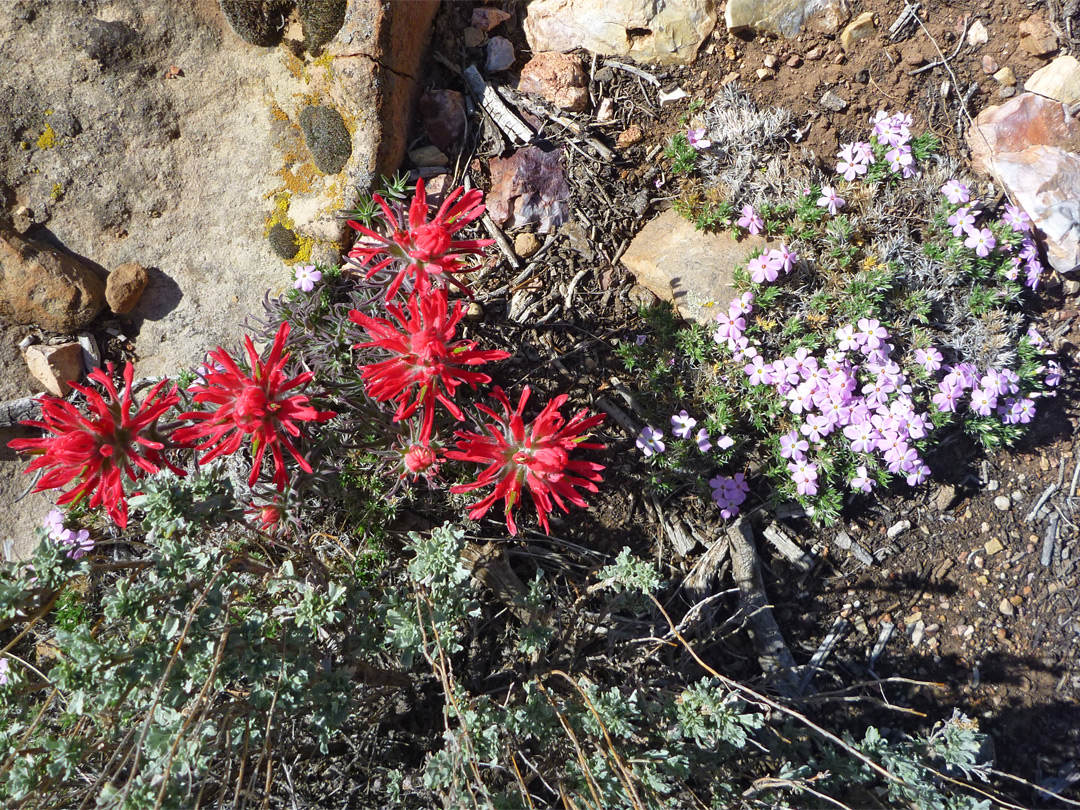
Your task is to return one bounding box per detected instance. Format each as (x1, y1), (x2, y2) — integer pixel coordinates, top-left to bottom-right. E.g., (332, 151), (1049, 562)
(887, 519), (911, 539)
(485, 36), (515, 72)
(1064, 279), (1080, 295)
(934, 483), (957, 511)
(763, 54), (779, 69)
(985, 538), (1005, 555)
(993, 66), (1017, 86)
(756, 68), (776, 81)
(987, 479), (1000, 491)
(805, 46), (823, 61)
(911, 620), (926, 647)
(999, 598), (1014, 616)
(993, 495), (1012, 511)
(819, 90), (848, 111)
(786, 54), (802, 68)
(514, 232), (541, 258)
(982, 54), (999, 73)
(966, 19), (989, 47)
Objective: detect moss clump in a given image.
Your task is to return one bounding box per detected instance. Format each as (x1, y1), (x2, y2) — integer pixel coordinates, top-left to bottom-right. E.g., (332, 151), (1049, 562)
(268, 223), (300, 258)
(298, 105), (351, 174)
(219, 0), (293, 47)
(36, 124), (58, 150)
(297, 0), (346, 50)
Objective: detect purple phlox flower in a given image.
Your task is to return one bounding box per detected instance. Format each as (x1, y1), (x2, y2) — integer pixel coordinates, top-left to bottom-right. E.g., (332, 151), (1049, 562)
(731, 338), (755, 361)
(687, 128), (712, 150)
(717, 434), (736, 450)
(737, 204), (764, 235)
(695, 427), (713, 452)
(856, 318), (889, 350)
(964, 226), (996, 257)
(914, 347), (943, 373)
(744, 355), (773, 385)
(850, 465), (875, 493)
(788, 459), (819, 496)
(817, 186), (845, 215)
(768, 244), (798, 275)
(843, 421), (880, 454)
(293, 264), (322, 292)
(0, 658), (8, 686)
(932, 381), (962, 412)
(713, 312), (746, 342)
(823, 348), (847, 368)
(853, 141), (874, 163)
(906, 463), (931, 486)
(671, 410), (697, 439)
(800, 413), (833, 442)
(710, 473), (749, 519)
(771, 359), (799, 388)
(835, 324), (859, 352)
(1045, 360), (1062, 387)
(44, 510), (94, 559)
(952, 363), (981, 389)
(747, 254), (779, 285)
(886, 144), (915, 177)
(981, 368), (1019, 398)
(635, 334), (648, 346)
(1005, 257), (1021, 281)
(836, 143), (870, 181)
(941, 180), (971, 205)
(1019, 235), (1040, 261)
(1002, 203), (1031, 232)
(872, 111), (913, 148)
(1015, 397), (1037, 423)
(786, 382), (815, 415)
(730, 291), (755, 315)
(948, 206), (976, 238)
(968, 387), (998, 417)
(1025, 259), (1043, 290)
(636, 426), (666, 457)
(779, 430), (809, 461)
(1026, 325), (1047, 349)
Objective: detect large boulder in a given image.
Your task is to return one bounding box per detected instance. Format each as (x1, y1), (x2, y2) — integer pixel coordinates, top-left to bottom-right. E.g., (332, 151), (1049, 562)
(0, 222), (105, 332)
(523, 0), (717, 65)
(966, 93), (1080, 275)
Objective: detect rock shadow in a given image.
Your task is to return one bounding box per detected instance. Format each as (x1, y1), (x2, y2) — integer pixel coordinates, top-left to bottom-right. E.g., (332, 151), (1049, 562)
(123, 266), (182, 337)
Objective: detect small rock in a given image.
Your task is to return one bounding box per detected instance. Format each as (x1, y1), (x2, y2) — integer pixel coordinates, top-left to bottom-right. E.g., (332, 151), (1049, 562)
(658, 86), (689, 105)
(999, 598), (1014, 616)
(1064, 279), (1080, 295)
(514, 232), (541, 258)
(982, 54), (998, 74)
(840, 11), (875, 51)
(911, 619), (925, 647)
(408, 145), (448, 168)
(934, 484), (957, 511)
(24, 342), (84, 397)
(985, 538), (1005, 555)
(463, 26), (486, 48)
(0, 223), (106, 331)
(419, 90), (467, 154)
(805, 46), (823, 61)
(471, 7), (511, 32)
(485, 36), (515, 72)
(993, 66), (1017, 86)
(756, 67), (775, 81)
(966, 19), (988, 48)
(463, 301), (484, 321)
(819, 90), (848, 111)
(786, 54), (802, 68)
(518, 52), (589, 112)
(1026, 54), (1080, 107)
(887, 520), (911, 539)
(853, 615), (869, 634)
(11, 206), (33, 234)
(596, 97), (614, 121)
(77, 333), (101, 373)
(998, 86), (1016, 99)
(1019, 15), (1058, 57)
(105, 262), (149, 314)
(994, 495), (1012, 512)
(616, 124), (643, 148)
(762, 54), (778, 69)
(987, 479), (1000, 491)
(831, 52), (846, 65)
(628, 284), (660, 309)
(1009, 595), (1023, 607)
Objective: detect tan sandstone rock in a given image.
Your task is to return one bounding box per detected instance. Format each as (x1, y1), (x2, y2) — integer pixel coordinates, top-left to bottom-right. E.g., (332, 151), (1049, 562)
(24, 343), (85, 397)
(0, 223), (105, 332)
(524, 0), (717, 65)
(105, 262), (149, 314)
(840, 11), (875, 51)
(1026, 54), (1080, 107)
(726, 0), (849, 38)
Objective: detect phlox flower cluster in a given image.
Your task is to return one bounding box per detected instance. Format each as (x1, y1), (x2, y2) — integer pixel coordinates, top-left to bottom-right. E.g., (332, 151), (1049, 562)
(636, 409), (720, 458)
(44, 509), (94, 559)
(743, 245), (797, 288)
(870, 110), (916, 178)
(940, 184), (1044, 289)
(687, 128), (712, 150)
(931, 363), (1054, 425)
(710, 472), (749, 519)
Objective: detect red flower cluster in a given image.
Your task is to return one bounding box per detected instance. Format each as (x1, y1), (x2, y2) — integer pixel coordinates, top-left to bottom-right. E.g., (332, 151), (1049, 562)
(174, 322), (336, 489)
(349, 288), (510, 442)
(447, 386), (605, 535)
(347, 178), (493, 300)
(8, 363), (184, 528)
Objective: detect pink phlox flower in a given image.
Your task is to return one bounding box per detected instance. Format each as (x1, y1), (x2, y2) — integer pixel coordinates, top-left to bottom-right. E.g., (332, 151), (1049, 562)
(747, 254), (778, 284)
(779, 430), (809, 461)
(0, 658), (8, 686)
(981, 368), (1018, 397)
(872, 111), (912, 148)
(823, 348), (847, 368)
(636, 426), (665, 457)
(695, 428), (713, 452)
(1025, 259), (1043, 289)
(834, 324), (859, 352)
(836, 143), (870, 181)
(949, 207), (976, 237)
(904, 463), (930, 486)
(717, 434), (736, 450)
(1002, 203), (1031, 232)
(1026, 326), (1047, 349)
(293, 264), (322, 292)
(710, 473), (749, 519)
(941, 180), (970, 205)
(730, 291), (755, 316)
(635, 334), (648, 346)
(801, 413), (833, 442)
(853, 141), (874, 164)
(968, 387), (998, 416)
(914, 347), (943, 373)
(744, 355), (773, 385)
(767, 244), (798, 274)
(817, 186), (845, 215)
(788, 459), (819, 496)
(1045, 360), (1062, 387)
(886, 144), (915, 177)
(787, 382), (816, 415)
(850, 465), (875, 493)
(964, 226), (996, 257)
(737, 204), (764, 234)
(843, 421), (880, 454)
(1016, 397), (1036, 423)
(1005, 257), (1021, 281)
(713, 312), (746, 342)
(670, 410), (697, 439)
(1019, 236), (1040, 262)
(856, 318), (889, 350)
(687, 128), (712, 150)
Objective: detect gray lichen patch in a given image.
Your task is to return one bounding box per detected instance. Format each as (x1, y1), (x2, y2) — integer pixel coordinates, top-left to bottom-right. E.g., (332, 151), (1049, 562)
(297, 0), (347, 50)
(267, 223), (300, 258)
(298, 105), (351, 174)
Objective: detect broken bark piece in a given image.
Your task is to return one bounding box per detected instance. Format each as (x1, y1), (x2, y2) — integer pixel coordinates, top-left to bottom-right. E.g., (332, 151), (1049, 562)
(762, 523), (813, 572)
(463, 65), (534, 145)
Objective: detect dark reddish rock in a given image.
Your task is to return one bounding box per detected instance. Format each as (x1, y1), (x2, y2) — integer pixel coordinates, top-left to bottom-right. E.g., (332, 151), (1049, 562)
(518, 52), (589, 112)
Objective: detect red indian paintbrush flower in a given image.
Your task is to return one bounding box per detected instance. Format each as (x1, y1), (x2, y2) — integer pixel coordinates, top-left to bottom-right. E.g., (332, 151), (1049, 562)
(446, 386), (605, 535)
(173, 322), (336, 490)
(346, 178), (494, 300)
(349, 288), (511, 442)
(8, 362), (184, 528)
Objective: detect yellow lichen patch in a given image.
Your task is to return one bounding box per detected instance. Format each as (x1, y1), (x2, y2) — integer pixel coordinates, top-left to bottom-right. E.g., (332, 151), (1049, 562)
(263, 192), (316, 266)
(284, 51), (305, 81)
(278, 161), (318, 195)
(269, 102), (291, 122)
(50, 182), (64, 202)
(291, 235), (314, 265)
(36, 124), (58, 150)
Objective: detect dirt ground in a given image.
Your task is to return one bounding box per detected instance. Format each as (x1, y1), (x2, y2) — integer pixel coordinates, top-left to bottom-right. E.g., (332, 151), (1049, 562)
(419, 0), (1080, 793)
